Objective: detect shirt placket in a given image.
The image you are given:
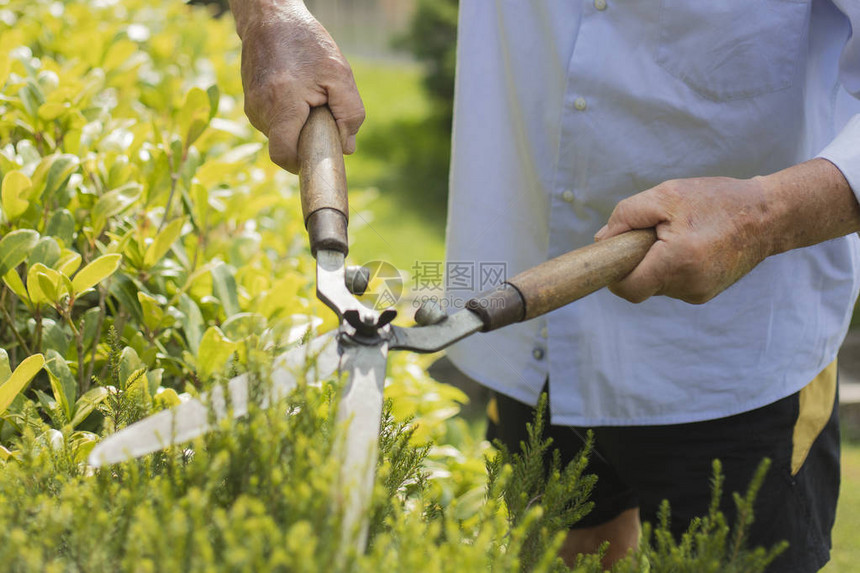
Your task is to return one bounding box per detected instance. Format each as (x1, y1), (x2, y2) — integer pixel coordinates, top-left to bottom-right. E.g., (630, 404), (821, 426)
(544, 0), (610, 418)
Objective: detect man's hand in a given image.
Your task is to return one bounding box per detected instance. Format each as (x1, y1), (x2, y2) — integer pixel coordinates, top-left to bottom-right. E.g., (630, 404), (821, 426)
(229, 0), (365, 173)
(595, 159), (860, 304)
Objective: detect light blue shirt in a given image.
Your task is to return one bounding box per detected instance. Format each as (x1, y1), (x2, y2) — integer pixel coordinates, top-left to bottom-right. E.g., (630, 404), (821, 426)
(445, 0), (860, 426)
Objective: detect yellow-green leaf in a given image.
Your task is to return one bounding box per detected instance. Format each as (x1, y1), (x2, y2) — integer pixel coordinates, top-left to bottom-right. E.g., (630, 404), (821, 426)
(102, 39), (138, 72)
(57, 251), (82, 277)
(197, 326), (238, 381)
(37, 272), (60, 304)
(0, 354), (46, 414)
(143, 217), (184, 268)
(1, 171), (32, 221)
(154, 387), (181, 409)
(3, 269), (28, 302)
(137, 291), (165, 331)
(179, 87), (211, 149)
(70, 387), (109, 429)
(72, 253), (122, 294)
(37, 101), (68, 121)
(26, 263), (51, 305)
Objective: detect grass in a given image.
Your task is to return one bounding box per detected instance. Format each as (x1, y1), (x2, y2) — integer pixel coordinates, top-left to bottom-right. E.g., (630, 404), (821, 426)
(823, 439), (860, 571)
(343, 58), (449, 272)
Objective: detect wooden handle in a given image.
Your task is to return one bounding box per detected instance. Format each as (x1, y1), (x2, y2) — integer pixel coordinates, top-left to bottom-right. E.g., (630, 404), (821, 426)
(468, 229), (657, 331)
(298, 106), (349, 255)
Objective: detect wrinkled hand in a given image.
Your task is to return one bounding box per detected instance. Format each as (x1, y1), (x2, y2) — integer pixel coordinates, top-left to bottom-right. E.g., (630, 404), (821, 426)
(594, 177), (773, 304)
(232, 0), (365, 173)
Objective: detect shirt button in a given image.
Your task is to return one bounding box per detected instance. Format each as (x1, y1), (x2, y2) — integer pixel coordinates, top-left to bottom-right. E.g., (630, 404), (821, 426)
(561, 190), (575, 203)
(594, 0), (607, 11)
(574, 97), (587, 111)
(540, 327), (548, 338)
(532, 347), (545, 360)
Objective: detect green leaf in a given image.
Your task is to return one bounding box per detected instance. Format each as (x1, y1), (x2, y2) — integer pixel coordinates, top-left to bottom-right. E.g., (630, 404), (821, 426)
(91, 182), (142, 235)
(81, 307), (103, 351)
(108, 274), (144, 324)
(42, 319), (71, 355)
(206, 84), (220, 120)
(33, 389), (61, 427)
(45, 349), (76, 423)
(70, 387), (109, 429)
(179, 294), (204, 354)
(1, 171), (31, 221)
(119, 347), (143, 392)
(0, 229), (39, 278)
(34, 153), (79, 201)
(222, 313), (267, 341)
(0, 354), (45, 414)
(45, 209), (75, 246)
(18, 80), (43, 120)
(143, 217), (184, 268)
(72, 253), (122, 294)
(146, 368), (163, 395)
(137, 291), (165, 331)
(28, 236), (62, 268)
(197, 326), (238, 381)
(0, 349), (12, 384)
(211, 262), (240, 318)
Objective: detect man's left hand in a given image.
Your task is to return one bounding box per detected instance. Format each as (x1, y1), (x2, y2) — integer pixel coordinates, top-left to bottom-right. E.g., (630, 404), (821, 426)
(594, 176), (774, 304)
(595, 159), (860, 305)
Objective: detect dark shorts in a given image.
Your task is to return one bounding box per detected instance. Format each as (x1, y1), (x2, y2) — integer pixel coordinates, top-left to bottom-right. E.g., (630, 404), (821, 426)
(486, 364), (840, 573)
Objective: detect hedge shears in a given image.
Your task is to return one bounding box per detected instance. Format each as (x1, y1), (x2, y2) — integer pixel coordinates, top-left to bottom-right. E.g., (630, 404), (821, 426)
(88, 106), (655, 551)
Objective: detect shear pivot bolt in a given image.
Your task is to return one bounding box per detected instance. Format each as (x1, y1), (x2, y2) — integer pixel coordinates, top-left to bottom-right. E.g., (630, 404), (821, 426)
(345, 266), (370, 296)
(415, 300), (447, 326)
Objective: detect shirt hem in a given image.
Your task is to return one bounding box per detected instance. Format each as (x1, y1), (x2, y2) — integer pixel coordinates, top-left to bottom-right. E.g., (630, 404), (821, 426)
(447, 350), (842, 428)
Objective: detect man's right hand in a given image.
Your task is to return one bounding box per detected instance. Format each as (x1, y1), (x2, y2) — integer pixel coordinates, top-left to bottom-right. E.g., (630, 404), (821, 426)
(229, 0), (365, 173)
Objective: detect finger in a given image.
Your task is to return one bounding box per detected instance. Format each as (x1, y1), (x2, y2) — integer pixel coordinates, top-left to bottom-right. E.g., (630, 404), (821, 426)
(595, 186), (672, 241)
(325, 74), (365, 155)
(607, 239), (672, 303)
(267, 102), (311, 174)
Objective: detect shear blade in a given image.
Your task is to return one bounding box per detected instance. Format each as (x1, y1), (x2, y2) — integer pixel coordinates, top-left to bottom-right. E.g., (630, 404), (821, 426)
(88, 331), (340, 467)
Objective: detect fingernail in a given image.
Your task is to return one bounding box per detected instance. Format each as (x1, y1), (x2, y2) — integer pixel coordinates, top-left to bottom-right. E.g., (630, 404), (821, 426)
(594, 225), (608, 241)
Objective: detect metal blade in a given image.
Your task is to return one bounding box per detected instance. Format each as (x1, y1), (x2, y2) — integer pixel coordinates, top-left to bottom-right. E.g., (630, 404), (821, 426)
(389, 308), (484, 353)
(88, 331), (340, 466)
(332, 335), (389, 552)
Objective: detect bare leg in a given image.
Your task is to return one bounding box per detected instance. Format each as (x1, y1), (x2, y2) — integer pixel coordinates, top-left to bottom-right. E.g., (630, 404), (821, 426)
(559, 507), (641, 569)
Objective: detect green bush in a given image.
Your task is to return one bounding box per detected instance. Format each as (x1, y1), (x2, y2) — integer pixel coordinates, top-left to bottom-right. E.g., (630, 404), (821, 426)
(395, 0), (458, 125)
(0, 0), (784, 570)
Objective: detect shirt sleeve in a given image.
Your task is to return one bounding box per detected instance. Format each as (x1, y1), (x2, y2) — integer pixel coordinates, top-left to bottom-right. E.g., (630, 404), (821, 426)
(816, 0), (860, 204)
(818, 115), (860, 203)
